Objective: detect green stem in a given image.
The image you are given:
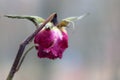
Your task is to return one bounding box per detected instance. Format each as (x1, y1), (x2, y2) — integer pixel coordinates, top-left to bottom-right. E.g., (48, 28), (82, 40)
(16, 45), (35, 72)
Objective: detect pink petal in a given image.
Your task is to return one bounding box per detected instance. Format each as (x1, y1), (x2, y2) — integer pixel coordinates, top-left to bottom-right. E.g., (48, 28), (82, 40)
(34, 27), (68, 59)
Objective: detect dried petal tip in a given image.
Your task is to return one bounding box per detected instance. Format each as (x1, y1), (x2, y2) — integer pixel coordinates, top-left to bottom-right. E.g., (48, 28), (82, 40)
(34, 25), (68, 60)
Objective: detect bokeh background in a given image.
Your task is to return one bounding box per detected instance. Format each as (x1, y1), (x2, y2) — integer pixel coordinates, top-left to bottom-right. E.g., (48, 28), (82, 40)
(0, 0), (120, 80)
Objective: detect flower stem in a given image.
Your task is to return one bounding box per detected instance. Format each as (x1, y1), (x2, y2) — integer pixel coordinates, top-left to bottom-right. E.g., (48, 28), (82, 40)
(6, 13), (57, 80)
(16, 45), (35, 72)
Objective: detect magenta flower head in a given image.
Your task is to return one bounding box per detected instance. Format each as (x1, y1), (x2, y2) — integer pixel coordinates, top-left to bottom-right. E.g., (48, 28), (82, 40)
(34, 13), (88, 59)
(34, 22), (68, 59)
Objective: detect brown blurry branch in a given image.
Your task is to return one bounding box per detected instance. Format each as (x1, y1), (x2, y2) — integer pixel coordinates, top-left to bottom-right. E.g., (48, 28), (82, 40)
(6, 13), (57, 80)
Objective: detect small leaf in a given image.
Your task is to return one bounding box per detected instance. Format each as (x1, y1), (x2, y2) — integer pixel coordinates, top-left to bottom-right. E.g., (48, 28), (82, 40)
(63, 13), (89, 22)
(4, 15), (45, 27)
(57, 13), (89, 28)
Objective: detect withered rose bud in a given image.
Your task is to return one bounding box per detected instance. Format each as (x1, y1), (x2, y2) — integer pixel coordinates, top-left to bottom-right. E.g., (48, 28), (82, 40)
(5, 14), (88, 59)
(34, 23), (68, 59)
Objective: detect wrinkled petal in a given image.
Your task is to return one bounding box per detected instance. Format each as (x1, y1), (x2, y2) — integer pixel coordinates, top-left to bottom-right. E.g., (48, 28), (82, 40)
(34, 27), (68, 59)
(34, 28), (55, 48)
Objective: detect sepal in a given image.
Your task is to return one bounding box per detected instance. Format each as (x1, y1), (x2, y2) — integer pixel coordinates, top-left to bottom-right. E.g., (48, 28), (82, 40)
(4, 15), (45, 26)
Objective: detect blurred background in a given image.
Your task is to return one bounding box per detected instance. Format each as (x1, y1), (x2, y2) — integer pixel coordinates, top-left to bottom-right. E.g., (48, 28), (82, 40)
(0, 0), (120, 80)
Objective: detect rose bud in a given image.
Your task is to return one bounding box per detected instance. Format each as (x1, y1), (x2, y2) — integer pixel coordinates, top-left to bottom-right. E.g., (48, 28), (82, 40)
(34, 23), (68, 59)
(34, 13), (88, 59)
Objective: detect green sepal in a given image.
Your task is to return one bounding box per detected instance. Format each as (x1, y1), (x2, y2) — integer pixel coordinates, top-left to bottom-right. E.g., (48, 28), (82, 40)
(4, 15), (45, 27)
(57, 13), (89, 27)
